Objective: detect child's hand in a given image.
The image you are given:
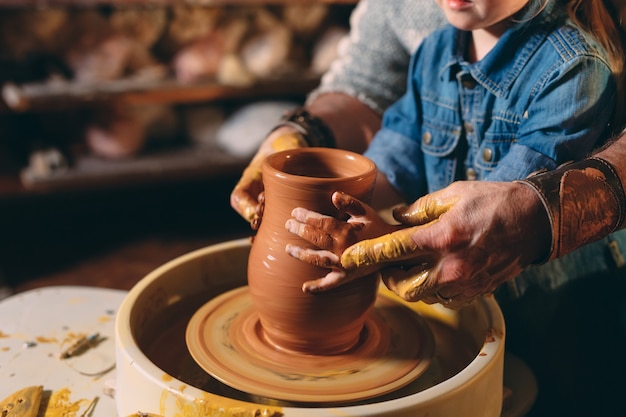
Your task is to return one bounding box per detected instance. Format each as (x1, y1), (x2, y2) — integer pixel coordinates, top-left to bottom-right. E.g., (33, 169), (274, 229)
(284, 191), (401, 291)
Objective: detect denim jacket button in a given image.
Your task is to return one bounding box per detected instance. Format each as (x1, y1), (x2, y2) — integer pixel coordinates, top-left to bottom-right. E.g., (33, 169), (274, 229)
(464, 122), (474, 134)
(482, 147), (493, 162)
(422, 131), (432, 145)
(466, 167), (477, 180)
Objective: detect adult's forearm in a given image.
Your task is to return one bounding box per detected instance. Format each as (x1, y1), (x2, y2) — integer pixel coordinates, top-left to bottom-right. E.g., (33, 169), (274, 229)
(305, 92), (381, 153)
(306, 93), (406, 209)
(517, 129), (626, 261)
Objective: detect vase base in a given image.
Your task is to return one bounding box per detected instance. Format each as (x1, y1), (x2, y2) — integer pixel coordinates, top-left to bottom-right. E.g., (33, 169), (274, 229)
(186, 286), (434, 404)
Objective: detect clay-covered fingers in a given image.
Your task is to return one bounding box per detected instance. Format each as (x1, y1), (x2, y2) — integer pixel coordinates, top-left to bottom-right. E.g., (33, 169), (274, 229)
(340, 224), (434, 270)
(380, 264), (477, 309)
(393, 190), (459, 226)
(331, 191), (368, 219)
(285, 244), (339, 268)
(409, 283), (481, 310)
(380, 263), (436, 302)
(300, 262), (381, 293)
(230, 129), (307, 228)
(332, 192), (401, 238)
(284, 209), (359, 293)
(434, 283), (486, 308)
(286, 207), (364, 253)
(300, 268), (350, 293)
(423, 267), (508, 309)
(379, 256), (498, 309)
(230, 162), (265, 227)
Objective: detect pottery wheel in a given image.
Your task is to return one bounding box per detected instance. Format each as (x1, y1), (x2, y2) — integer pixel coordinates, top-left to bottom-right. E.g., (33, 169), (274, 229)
(186, 286), (434, 403)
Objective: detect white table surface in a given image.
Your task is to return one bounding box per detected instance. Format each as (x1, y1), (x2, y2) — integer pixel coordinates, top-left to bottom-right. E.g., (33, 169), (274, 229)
(0, 286), (126, 416)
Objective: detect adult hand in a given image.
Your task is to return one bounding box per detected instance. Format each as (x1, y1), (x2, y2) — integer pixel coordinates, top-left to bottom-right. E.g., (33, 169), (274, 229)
(285, 191), (402, 292)
(230, 126), (308, 229)
(342, 181), (551, 308)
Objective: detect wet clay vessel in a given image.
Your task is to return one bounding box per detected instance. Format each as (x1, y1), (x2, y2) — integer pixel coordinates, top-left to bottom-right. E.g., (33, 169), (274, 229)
(247, 147), (378, 355)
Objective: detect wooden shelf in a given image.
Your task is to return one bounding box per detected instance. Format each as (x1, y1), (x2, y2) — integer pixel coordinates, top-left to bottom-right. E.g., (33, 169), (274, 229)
(2, 74), (320, 112)
(17, 143), (248, 195)
(0, 0), (347, 198)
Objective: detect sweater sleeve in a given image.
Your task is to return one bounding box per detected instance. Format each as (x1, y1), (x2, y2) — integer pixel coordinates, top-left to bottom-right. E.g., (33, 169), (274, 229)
(306, 0), (446, 115)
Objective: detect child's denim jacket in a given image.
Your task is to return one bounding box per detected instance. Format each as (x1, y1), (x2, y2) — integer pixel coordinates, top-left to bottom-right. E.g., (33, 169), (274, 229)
(365, 4), (617, 203)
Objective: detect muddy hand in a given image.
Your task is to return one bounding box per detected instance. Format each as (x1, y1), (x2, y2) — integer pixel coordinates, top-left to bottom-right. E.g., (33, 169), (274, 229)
(285, 191), (400, 292)
(367, 181), (544, 307)
(338, 191), (467, 305)
(353, 191), (459, 303)
(338, 186), (459, 270)
(230, 126), (307, 229)
(340, 223), (445, 302)
(337, 190), (459, 271)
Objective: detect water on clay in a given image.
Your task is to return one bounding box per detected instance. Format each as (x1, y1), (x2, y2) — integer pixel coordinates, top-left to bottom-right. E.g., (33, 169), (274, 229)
(138, 290), (480, 408)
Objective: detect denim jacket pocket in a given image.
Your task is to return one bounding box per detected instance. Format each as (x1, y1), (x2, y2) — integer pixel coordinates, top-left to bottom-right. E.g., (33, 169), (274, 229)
(420, 117), (462, 157)
(420, 117), (462, 191)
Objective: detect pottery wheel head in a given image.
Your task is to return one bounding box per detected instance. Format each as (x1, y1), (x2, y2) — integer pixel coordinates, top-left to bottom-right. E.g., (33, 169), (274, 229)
(186, 286), (435, 404)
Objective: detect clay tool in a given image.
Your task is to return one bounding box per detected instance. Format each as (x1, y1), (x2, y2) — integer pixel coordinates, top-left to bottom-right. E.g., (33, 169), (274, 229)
(59, 333), (100, 359)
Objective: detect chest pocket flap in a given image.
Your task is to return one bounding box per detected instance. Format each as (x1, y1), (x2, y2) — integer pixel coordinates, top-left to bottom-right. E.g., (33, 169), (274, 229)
(420, 117), (462, 157)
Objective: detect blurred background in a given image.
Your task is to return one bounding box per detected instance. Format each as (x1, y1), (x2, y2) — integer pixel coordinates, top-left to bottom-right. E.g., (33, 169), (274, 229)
(0, 0), (356, 295)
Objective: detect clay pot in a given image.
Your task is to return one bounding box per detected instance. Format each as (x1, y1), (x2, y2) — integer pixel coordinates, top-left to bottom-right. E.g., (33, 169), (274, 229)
(247, 147), (379, 355)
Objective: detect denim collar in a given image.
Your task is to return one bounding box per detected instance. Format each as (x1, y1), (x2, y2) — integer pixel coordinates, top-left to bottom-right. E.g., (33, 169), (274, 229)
(439, 1), (565, 98)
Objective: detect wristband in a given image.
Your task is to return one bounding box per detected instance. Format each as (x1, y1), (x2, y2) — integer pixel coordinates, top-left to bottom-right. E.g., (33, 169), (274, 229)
(515, 157), (626, 262)
(272, 108), (336, 148)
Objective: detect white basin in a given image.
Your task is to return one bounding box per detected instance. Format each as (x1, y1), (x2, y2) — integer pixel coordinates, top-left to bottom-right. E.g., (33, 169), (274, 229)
(115, 238), (505, 417)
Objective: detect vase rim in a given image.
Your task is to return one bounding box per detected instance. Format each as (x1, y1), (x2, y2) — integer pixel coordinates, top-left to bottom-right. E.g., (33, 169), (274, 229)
(263, 148), (377, 183)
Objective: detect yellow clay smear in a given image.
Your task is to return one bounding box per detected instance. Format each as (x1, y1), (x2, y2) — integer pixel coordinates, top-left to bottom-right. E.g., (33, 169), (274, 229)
(160, 387), (283, 417)
(341, 228), (418, 269)
(240, 198), (258, 225)
(270, 133), (305, 152)
(35, 336), (58, 344)
(235, 164), (263, 223)
(1, 385), (42, 417)
(401, 197), (457, 224)
(385, 268), (430, 301)
(44, 388), (90, 417)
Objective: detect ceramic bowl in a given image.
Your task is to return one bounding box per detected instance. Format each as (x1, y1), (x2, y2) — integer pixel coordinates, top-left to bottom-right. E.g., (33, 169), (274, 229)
(115, 238), (505, 417)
